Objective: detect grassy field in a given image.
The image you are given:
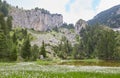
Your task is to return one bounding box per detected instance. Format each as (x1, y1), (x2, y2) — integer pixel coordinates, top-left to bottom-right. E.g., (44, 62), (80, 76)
(0, 71), (120, 78)
(0, 61), (120, 78)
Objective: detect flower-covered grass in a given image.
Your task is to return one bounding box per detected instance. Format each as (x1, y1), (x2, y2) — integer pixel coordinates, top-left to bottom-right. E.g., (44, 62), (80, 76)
(0, 70), (120, 78)
(0, 62), (120, 78)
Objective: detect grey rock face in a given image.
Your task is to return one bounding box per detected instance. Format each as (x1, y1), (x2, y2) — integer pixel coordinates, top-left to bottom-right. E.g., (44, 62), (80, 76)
(75, 19), (87, 34)
(9, 7), (63, 31)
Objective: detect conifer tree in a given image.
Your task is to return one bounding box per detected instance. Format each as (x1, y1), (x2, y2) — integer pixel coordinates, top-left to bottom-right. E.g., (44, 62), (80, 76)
(21, 37), (31, 60)
(0, 30), (7, 58)
(40, 41), (46, 58)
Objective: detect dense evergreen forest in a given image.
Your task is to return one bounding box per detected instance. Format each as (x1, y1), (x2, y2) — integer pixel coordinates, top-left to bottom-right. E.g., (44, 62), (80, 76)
(0, 0), (120, 62)
(52, 25), (120, 60)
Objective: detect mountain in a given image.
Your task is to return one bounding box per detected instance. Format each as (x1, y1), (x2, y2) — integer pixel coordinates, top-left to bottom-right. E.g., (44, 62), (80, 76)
(75, 19), (87, 34)
(9, 7), (63, 31)
(88, 4), (120, 28)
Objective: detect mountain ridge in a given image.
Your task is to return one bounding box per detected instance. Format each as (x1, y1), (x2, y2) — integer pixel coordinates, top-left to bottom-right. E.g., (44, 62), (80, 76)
(88, 4), (120, 28)
(9, 6), (63, 31)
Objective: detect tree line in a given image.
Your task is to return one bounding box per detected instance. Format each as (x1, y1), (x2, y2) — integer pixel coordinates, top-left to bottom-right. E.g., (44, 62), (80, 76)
(52, 25), (120, 60)
(0, 0), (46, 61)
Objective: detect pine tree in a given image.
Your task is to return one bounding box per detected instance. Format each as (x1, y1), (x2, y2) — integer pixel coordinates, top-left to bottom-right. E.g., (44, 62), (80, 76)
(7, 16), (12, 31)
(21, 37), (31, 60)
(0, 13), (7, 34)
(9, 45), (17, 61)
(40, 41), (46, 58)
(12, 33), (17, 44)
(31, 44), (39, 61)
(0, 30), (7, 58)
(0, 0), (8, 16)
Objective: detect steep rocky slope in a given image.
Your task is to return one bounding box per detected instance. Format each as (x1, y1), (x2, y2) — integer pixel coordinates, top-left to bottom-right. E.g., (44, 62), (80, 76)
(29, 28), (77, 46)
(9, 7), (63, 31)
(88, 4), (120, 28)
(75, 19), (87, 34)
(28, 27), (77, 58)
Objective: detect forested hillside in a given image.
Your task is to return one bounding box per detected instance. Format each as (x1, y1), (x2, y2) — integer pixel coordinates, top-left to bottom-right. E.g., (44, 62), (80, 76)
(0, 1), (46, 61)
(0, 0), (120, 62)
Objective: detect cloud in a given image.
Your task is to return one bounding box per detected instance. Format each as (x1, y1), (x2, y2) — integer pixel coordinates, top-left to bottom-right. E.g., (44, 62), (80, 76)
(64, 0), (96, 23)
(92, 0), (101, 11)
(65, 0), (76, 12)
(35, 0), (69, 13)
(96, 0), (120, 14)
(5, 0), (120, 24)
(5, 0), (38, 9)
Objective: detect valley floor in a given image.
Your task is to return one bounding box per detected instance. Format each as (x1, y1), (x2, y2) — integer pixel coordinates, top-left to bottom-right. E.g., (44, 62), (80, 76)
(0, 62), (120, 78)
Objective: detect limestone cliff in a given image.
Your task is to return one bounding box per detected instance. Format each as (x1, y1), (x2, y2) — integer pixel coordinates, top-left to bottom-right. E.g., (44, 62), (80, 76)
(75, 19), (87, 34)
(9, 7), (63, 31)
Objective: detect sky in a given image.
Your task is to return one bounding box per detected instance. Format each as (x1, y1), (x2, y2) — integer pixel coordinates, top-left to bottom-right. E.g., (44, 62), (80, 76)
(5, 0), (120, 24)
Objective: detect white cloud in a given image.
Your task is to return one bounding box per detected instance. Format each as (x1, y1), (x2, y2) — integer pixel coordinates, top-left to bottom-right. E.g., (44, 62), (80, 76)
(5, 0), (120, 24)
(97, 0), (120, 14)
(35, 0), (69, 13)
(64, 0), (95, 24)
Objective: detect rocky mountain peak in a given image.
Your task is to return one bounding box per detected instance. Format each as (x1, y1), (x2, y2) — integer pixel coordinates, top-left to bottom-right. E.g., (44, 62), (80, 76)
(75, 19), (87, 34)
(9, 7), (63, 31)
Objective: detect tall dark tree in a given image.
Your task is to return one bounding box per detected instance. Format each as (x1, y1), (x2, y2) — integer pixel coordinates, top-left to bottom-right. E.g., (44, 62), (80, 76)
(40, 41), (46, 58)
(21, 37), (31, 60)
(31, 44), (39, 61)
(0, 30), (7, 59)
(0, 0), (8, 16)
(0, 13), (7, 34)
(9, 45), (17, 61)
(113, 32), (120, 60)
(12, 33), (17, 44)
(7, 16), (12, 31)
